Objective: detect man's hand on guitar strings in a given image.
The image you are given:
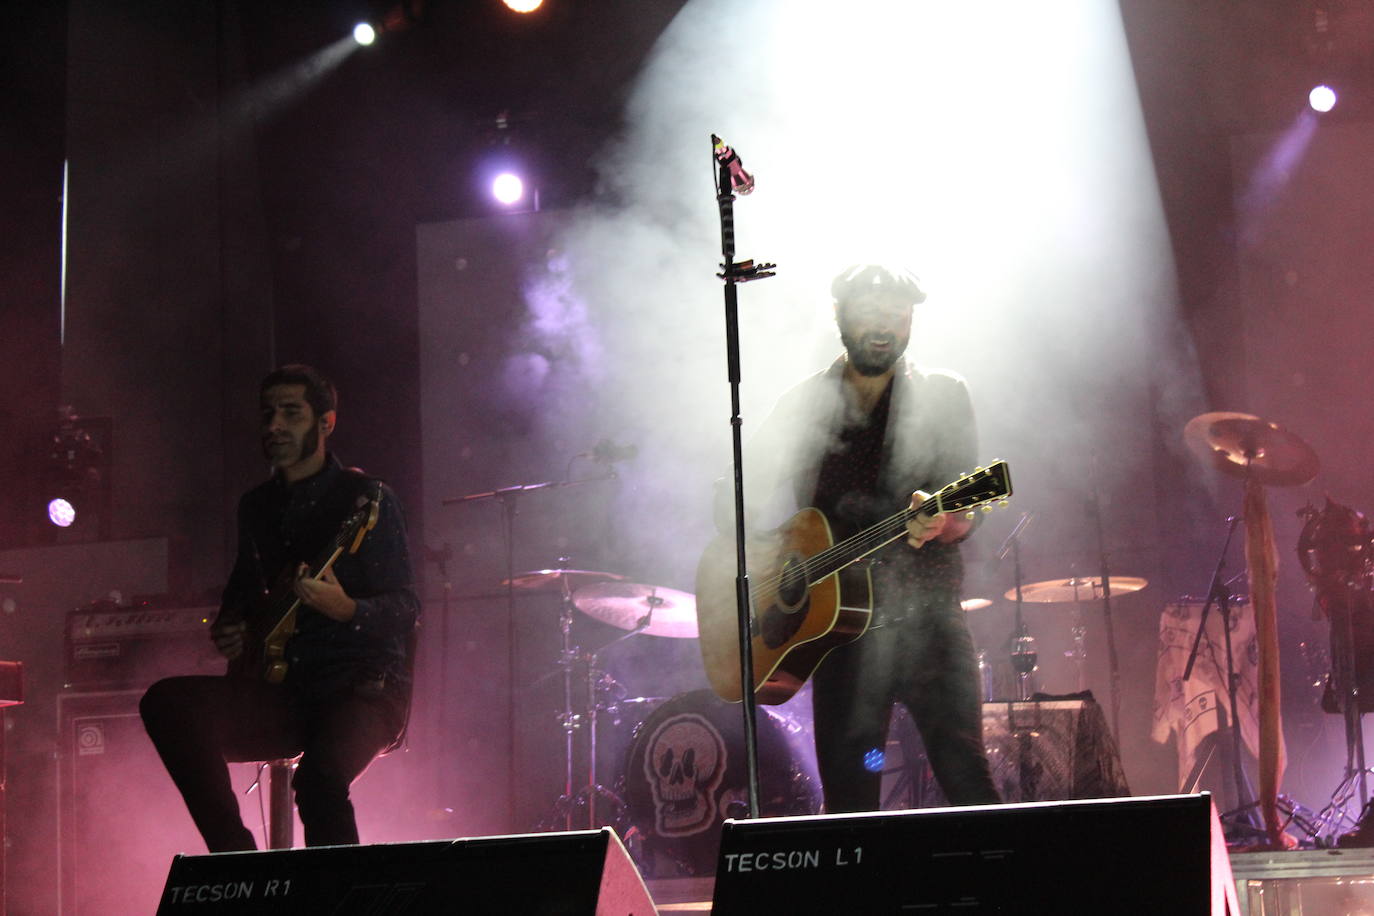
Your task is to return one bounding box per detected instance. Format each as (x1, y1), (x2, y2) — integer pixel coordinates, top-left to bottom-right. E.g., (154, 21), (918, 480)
(211, 617), (246, 660)
(906, 489), (972, 549)
(294, 564), (358, 622)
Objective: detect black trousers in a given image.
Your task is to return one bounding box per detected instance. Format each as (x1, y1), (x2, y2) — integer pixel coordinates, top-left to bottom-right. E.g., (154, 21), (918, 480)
(140, 675), (403, 852)
(811, 581), (999, 812)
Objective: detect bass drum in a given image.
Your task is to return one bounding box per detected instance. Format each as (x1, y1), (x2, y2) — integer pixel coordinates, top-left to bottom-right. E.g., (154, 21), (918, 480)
(620, 689), (820, 878)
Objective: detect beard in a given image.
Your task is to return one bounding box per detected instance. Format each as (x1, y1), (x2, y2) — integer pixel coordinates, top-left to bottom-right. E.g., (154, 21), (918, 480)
(840, 328), (908, 377)
(262, 424), (321, 467)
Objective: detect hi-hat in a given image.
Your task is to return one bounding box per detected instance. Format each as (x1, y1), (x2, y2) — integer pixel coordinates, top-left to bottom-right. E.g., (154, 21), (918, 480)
(502, 569), (625, 591)
(1184, 411), (1319, 488)
(961, 598), (993, 612)
(1006, 576), (1148, 604)
(573, 582), (698, 638)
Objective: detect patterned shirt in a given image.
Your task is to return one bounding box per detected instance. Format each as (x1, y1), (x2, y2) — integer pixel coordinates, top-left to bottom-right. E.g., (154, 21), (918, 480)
(220, 453), (419, 704)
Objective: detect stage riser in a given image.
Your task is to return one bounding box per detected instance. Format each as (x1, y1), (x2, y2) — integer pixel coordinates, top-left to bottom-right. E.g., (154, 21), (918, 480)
(1231, 848), (1374, 916)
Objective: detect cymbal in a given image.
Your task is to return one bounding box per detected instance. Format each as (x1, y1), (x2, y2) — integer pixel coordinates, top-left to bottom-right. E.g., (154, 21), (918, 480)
(960, 598), (993, 612)
(1184, 411), (1319, 487)
(573, 582), (698, 638)
(1006, 576), (1148, 604)
(501, 569), (625, 591)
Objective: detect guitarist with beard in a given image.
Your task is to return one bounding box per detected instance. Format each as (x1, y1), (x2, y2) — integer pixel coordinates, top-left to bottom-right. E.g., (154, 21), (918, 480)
(141, 364), (419, 851)
(722, 265), (999, 813)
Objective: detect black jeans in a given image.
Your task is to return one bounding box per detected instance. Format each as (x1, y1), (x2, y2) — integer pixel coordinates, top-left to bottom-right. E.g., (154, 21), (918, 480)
(140, 675), (403, 851)
(811, 582), (999, 813)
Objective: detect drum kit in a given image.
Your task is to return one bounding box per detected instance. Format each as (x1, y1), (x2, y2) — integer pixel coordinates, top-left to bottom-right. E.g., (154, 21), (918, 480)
(507, 565), (817, 878)
(449, 409), (1342, 858)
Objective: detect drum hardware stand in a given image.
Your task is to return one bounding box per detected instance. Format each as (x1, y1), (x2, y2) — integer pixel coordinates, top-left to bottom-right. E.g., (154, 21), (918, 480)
(1182, 513), (1264, 837)
(442, 470), (616, 830)
(582, 609), (655, 828)
(1085, 461), (1123, 739)
(712, 132), (774, 819)
(1297, 500), (1374, 839)
(996, 512), (1037, 700)
(533, 592), (655, 831)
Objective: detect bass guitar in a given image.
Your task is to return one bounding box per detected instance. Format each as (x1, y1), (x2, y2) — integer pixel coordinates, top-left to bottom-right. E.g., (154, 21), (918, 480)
(696, 461), (1012, 704)
(227, 483), (382, 683)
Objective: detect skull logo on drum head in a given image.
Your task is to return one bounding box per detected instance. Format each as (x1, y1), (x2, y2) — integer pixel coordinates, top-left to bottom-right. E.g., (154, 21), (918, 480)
(643, 713), (727, 837)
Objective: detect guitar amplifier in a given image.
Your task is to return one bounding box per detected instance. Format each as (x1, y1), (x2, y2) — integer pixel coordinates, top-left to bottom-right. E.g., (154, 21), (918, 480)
(64, 602), (221, 689)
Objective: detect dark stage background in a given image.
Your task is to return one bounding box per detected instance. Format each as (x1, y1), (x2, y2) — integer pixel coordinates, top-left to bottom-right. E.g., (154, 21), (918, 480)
(3, 1), (1374, 913)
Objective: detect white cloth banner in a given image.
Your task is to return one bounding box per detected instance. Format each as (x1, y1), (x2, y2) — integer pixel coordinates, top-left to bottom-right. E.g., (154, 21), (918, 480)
(1151, 598), (1276, 788)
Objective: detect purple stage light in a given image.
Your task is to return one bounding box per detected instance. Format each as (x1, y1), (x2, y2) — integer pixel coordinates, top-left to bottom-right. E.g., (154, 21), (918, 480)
(1309, 84), (1337, 113)
(492, 172), (525, 205)
(48, 498), (76, 528)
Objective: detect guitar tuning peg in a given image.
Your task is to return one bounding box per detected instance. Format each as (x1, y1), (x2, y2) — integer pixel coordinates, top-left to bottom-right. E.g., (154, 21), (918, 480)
(974, 466), (984, 473)
(980, 505), (993, 514)
(998, 500), (1009, 508)
(964, 511), (976, 520)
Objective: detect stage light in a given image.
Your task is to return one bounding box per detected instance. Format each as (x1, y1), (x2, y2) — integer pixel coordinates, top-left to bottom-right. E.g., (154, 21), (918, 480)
(353, 22), (377, 46)
(862, 747), (886, 773)
(48, 498), (76, 528)
(503, 0), (544, 12)
(492, 172), (525, 205)
(1309, 84), (1337, 113)
(42, 409), (111, 538)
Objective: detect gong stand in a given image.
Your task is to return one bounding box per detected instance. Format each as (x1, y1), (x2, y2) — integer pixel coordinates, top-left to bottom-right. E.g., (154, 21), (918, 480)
(712, 132), (774, 818)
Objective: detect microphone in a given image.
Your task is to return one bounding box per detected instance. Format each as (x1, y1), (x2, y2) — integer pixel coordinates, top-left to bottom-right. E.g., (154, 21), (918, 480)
(588, 439), (638, 464)
(711, 134), (755, 195)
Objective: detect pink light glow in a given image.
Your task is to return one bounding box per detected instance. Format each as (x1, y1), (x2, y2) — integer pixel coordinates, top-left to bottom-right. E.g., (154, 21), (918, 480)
(48, 497), (75, 527)
(492, 172), (524, 205)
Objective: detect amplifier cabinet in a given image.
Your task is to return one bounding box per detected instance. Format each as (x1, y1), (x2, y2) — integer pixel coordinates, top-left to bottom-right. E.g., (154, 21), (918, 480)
(64, 604), (220, 689)
(982, 698), (1130, 802)
(57, 690), (211, 916)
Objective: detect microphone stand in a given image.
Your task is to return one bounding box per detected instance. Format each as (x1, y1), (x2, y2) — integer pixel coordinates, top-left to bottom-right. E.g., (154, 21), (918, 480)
(1182, 513), (1261, 833)
(441, 469), (618, 829)
(712, 133), (774, 818)
(1004, 514), (1036, 700)
(423, 542), (454, 811)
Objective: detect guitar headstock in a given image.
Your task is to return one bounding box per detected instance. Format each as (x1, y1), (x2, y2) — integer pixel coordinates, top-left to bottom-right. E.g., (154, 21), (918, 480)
(935, 460), (1013, 517)
(347, 484), (384, 554)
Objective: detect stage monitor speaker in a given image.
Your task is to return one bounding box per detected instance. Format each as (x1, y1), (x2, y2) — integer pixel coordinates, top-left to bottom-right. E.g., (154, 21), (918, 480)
(156, 827), (655, 915)
(712, 793), (1238, 915)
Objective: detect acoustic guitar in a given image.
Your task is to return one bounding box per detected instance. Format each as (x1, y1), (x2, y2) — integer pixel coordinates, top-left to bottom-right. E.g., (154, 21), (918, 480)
(227, 483), (381, 683)
(696, 461), (1012, 704)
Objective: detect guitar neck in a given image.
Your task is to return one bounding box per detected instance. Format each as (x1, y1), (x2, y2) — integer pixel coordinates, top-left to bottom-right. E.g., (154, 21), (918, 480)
(803, 498), (937, 584)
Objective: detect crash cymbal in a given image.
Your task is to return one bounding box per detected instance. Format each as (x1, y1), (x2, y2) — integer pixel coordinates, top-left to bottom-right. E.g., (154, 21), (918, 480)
(573, 582), (698, 638)
(961, 598), (993, 612)
(1184, 411), (1319, 488)
(1006, 576), (1148, 604)
(501, 568), (625, 591)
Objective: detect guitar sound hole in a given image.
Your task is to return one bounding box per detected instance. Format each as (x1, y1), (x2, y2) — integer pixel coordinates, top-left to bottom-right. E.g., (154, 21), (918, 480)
(759, 555), (809, 650)
(776, 556), (808, 609)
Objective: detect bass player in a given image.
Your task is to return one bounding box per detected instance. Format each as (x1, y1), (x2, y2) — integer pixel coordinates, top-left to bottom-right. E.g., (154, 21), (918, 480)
(141, 364), (419, 850)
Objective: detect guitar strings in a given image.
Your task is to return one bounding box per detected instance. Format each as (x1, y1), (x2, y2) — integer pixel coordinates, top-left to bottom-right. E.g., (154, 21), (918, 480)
(753, 466), (1004, 597)
(755, 500), (928, 596)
